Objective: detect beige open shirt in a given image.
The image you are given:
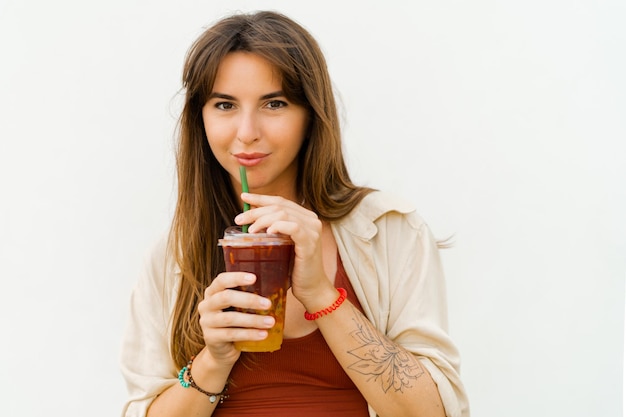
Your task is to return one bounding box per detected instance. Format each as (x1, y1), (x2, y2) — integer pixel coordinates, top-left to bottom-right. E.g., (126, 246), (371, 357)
(120, 191), (470, 417)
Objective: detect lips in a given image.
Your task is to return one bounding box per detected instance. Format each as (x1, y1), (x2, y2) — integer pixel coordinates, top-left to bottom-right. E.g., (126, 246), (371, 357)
(233, 152), (269, 167)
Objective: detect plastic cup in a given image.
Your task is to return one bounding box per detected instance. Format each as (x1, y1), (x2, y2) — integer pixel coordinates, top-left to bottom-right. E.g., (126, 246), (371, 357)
(218, 226), (295, 352)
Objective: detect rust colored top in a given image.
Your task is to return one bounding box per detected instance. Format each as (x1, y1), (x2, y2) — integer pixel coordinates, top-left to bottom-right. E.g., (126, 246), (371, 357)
(213, 254), (369, 417)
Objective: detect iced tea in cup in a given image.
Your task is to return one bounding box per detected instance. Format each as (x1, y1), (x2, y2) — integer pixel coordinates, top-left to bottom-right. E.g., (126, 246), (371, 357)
(218, 226), (295, 352)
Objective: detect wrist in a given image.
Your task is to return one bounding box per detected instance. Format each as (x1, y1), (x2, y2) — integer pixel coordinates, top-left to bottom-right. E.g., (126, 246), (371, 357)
(178, 355), (229, 404)
(304, 287), (347, 321)
(296, 284), (339, 313)
(187, 348), (233, 393)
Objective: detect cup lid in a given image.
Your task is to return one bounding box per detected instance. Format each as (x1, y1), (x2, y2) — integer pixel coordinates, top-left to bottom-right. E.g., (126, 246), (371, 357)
(218, 226), (294, 246)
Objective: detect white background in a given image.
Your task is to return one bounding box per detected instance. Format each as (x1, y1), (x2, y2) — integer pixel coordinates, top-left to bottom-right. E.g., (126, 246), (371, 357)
(1, 1), (624, 416)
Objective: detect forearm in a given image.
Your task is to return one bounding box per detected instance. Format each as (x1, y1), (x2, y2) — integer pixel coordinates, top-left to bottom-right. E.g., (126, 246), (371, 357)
(147, 348), (231, 417)
(313, 291), (446, 417)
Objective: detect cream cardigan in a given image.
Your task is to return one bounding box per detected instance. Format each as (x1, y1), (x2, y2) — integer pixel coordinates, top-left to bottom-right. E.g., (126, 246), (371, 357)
(120, 191), (470, 417)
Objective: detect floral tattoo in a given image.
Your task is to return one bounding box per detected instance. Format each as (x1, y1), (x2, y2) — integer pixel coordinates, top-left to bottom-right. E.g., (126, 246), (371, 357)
(347, 306), (424, 393)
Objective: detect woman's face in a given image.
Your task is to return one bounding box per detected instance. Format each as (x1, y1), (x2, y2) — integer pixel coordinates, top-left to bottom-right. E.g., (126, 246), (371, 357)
(202, 52), (309, 199)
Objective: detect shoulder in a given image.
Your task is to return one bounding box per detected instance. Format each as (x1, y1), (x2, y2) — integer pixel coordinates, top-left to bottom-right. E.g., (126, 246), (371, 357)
(358, 190), (416, 218)
(334, 190), (426, 239)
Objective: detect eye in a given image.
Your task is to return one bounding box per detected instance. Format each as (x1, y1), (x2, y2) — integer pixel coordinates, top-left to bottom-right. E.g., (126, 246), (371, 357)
(266, 100), (287, 110)
(215, 102), (234, 110)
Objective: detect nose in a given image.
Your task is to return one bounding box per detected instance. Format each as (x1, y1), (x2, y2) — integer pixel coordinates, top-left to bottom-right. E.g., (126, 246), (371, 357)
(236, 110), (260, 145)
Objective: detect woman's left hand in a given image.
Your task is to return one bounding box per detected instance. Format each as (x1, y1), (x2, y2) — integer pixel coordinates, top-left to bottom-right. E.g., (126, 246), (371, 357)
(234, 193), (335, 306)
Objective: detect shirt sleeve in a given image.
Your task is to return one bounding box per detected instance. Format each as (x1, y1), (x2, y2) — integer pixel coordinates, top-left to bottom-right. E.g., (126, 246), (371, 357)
(383, 210), (470, 417)
(120, 237), (179, 417)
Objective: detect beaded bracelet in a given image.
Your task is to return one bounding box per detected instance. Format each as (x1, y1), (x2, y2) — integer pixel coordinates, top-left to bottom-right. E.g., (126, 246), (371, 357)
(178, 356), (229, 404)
(304, 287), (347, 321)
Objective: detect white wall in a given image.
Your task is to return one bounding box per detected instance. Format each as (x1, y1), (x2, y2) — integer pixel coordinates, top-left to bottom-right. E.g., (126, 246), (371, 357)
(1, 1), (624, 416)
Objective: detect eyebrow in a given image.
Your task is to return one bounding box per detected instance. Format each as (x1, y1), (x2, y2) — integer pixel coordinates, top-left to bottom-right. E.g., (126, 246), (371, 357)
(208, 91), (285, 100)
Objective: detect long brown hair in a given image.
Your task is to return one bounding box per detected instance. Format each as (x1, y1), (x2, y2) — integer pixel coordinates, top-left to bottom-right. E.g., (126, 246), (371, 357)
(169, 11), (373, 368)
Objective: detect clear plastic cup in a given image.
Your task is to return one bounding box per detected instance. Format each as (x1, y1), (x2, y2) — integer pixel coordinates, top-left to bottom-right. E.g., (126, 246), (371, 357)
(218, 226), (295, 352)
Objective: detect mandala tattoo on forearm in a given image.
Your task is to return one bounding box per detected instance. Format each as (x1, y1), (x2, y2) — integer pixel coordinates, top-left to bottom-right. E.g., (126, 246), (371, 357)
(347, 306), (424, 393)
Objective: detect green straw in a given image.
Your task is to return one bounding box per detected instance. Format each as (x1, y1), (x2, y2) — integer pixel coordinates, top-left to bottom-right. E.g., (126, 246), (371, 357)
(239, 166), (250, 233)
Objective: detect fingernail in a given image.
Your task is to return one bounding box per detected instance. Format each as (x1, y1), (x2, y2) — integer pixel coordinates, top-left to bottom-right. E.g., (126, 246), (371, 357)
(260, 298), (271, 308)
(262, 316), (275, 326)
(244, 274), (255, 283)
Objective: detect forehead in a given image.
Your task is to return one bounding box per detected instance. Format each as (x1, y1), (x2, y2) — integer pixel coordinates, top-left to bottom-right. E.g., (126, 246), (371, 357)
(213, 52), (282, 90)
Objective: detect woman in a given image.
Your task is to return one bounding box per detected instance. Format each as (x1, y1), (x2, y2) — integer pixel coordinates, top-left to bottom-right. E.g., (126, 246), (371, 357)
(121, 10), (469, 417)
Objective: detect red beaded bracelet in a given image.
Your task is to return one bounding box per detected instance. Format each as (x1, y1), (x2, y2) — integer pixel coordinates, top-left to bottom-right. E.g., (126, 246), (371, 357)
(304, 288), (347, 320)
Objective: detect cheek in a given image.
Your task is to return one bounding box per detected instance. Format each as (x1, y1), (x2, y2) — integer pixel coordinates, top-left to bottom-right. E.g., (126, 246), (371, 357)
(296, 110), (311, 141)
(294, 118), (310, 151)
(274, 124), (306, 158)
(203, 125), (232, 171)
(204, 119), (231, 152)
(283, 112), (309, 143)
(206, 135), (231, 168)
(202, 106), (229, 140)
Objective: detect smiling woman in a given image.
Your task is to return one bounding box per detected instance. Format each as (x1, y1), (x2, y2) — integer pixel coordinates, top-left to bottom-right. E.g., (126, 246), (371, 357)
(203, 52), (309, 197)
(120, 10), (469, 417)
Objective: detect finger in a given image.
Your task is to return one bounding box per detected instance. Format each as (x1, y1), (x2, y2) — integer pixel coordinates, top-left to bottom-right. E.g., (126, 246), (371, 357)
(264, 219), (317, 238)
(241, 193), (316, 217)
(201, 287), (272, 313)
(202, 309), (276, 330)
(242, 210), (302, 234)
(236, 207), (320, 238)
(204, 272), (256, 297)
(203, 327), (271, 344)
(241, 192), (290, 207)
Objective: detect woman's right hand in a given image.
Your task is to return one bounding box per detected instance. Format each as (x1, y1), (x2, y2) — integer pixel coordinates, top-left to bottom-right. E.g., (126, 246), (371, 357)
(197, 272), (276, 364)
